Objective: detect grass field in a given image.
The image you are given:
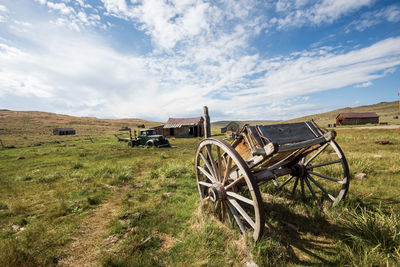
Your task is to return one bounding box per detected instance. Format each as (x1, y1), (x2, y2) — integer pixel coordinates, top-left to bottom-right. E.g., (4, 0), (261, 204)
(0, 107), (400, 266)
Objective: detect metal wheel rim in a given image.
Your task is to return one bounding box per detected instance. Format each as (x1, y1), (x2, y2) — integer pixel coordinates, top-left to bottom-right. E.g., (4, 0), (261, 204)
(195, 138), (265, 241)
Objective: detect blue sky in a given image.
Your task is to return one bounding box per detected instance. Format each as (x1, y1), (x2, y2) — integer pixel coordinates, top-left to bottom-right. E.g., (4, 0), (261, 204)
(0, 0), (399, 121)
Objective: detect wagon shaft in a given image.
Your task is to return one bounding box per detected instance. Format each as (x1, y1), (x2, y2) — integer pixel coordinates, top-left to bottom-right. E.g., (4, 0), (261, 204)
(195, 119), (350, 241)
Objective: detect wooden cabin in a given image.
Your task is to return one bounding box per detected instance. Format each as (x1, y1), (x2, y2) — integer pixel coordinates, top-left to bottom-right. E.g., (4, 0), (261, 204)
(221, 122), (240, 134)
(163, 117), (204, 138)
(336, 113), (379, 125)
(53, 128), (76, 135)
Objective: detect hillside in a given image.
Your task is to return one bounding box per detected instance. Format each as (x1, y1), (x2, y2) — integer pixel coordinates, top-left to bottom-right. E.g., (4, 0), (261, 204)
(283, 101), (399, 126)
(1, 100), (399, 146)
(0, 110), (162, 147)
(213, 101), (399, 129)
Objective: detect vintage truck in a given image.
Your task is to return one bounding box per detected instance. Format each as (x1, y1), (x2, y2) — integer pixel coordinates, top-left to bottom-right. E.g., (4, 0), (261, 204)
(116, 128), (170, 148)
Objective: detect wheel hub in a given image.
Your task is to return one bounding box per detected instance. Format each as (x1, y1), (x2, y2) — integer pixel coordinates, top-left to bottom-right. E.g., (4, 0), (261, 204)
(207, 183), (226, 202)
(294, 163), (308, 177)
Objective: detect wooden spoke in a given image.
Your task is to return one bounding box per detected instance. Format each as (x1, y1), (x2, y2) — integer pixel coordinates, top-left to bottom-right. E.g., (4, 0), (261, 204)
(197, 166), (216, 183)
(221, 201), (225, 222)
(304, 176), (318, 202)
(278, 175), (295, 190)
(305, 143), (329, 165)
(215, 200), (220, 210)
(307, 160), (341, 169)
(228, 198), (256, 229)
(308, 171), (344, 184)
(291, 176), (299, 195)
(307, 174), (336, 202)
(225, 175), (244, 190)
(199, 151), (215, 179)
(203, 196), (211, 201)
(226, 191), (254, 206)
(198, 181), (213, 188)
(222, 156), (232, 185)
(217, 147), (223, 182)
(205, 145), (219, 179)
(227, 202), (246, 234)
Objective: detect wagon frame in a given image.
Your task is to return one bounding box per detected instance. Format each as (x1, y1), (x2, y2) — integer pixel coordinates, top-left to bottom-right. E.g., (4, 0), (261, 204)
(195, 114), (350, 241)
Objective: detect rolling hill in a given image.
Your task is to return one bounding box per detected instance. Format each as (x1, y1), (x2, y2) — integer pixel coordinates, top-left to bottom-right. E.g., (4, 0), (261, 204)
(1, 100), (398, 146)
(213, 100), (399, 128)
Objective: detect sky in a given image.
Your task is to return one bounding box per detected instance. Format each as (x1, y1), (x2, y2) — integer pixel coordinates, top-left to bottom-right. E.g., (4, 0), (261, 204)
(0, 0), (399, 122)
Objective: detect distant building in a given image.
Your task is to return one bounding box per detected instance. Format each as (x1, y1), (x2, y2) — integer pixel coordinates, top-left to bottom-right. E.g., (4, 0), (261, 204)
(221, 122), (240, 134)
(336, 113), (379, 125)
(53, 128), (76, 135)
(163, 117), (204, 138)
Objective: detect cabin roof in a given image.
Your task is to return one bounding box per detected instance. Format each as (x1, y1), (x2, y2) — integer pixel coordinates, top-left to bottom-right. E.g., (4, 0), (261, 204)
(164, 117), (203, 128)
(337, 112), (379, 119)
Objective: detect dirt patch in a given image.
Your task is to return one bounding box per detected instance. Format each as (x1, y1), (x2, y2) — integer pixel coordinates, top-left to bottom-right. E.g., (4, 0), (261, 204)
(58, 186), (128, 267)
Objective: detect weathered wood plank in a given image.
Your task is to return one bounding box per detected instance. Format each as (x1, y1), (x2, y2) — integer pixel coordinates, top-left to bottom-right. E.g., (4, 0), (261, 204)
(256, 122), (321, 145)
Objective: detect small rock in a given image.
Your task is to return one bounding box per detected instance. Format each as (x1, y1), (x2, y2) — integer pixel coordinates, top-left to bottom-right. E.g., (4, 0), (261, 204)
(246, 261), (258, 267)
(375, 140), (390, 145)
(17, 156), (25, 160)
(373, 155), (383, 158)
(132, 212), (141, 218)
(11, 224), (20, 232)
(355, 173), (367, 179)
(104, 235), (118, 245)
(162, 192), (172, 197)
(134, 183), (144, 188)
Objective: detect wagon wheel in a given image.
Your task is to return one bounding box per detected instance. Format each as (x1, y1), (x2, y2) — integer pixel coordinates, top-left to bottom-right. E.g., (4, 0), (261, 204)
(274, 140), (350, 206)
(195, 138), (265, 241)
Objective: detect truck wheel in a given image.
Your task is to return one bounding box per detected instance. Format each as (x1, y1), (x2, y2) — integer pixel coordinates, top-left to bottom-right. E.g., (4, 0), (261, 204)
(145, 141), (154, 147)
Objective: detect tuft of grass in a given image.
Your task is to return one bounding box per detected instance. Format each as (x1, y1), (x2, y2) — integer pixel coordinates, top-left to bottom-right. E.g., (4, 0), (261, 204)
(37, 172), (65, 183)
(340, 206), (400, 255)
(146, 169), (159, 179)
(72, 161), (84, 169)
(0, 202), (8, 210)
(160, 161), (193, 179)
(348, 157), (375, 175)
(251, 233), (286, 267)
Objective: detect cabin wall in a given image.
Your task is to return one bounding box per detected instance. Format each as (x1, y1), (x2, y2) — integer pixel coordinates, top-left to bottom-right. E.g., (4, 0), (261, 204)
(336, 117), (379, 125)
(164, 123), (204, 138)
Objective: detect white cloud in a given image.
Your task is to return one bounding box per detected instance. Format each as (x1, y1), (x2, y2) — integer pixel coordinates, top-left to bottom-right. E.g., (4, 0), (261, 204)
(354, 81), (372, 88)
(1, 1), (400, 121)
(2, 15), (399, 121)
(47, 1), (74, 15)
(346, 4), (400, 32)
(271, 0), (373, 29)
(0, 4), (9, 23)
(100, 0), (262, 51)
(0, 4), (8, 12)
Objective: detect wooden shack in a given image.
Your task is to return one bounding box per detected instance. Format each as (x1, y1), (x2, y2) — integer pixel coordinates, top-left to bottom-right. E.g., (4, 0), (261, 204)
(53, 128), (76, 135)
(336, 113), (379, 125)
(221, 122), (240, 134)
(163, 117), (204, 138)
(153, 125), (165, 135)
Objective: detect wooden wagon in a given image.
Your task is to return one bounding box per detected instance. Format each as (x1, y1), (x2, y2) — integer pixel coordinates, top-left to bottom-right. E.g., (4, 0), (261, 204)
(195, 120), (350, 241)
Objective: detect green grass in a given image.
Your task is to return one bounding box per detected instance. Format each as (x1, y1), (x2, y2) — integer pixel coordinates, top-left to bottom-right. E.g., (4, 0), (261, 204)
(0, 126), (399, 266)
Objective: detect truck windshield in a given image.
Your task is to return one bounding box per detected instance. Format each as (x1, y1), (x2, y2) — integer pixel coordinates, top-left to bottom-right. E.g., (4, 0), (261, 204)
(146, 130), (156, 135)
